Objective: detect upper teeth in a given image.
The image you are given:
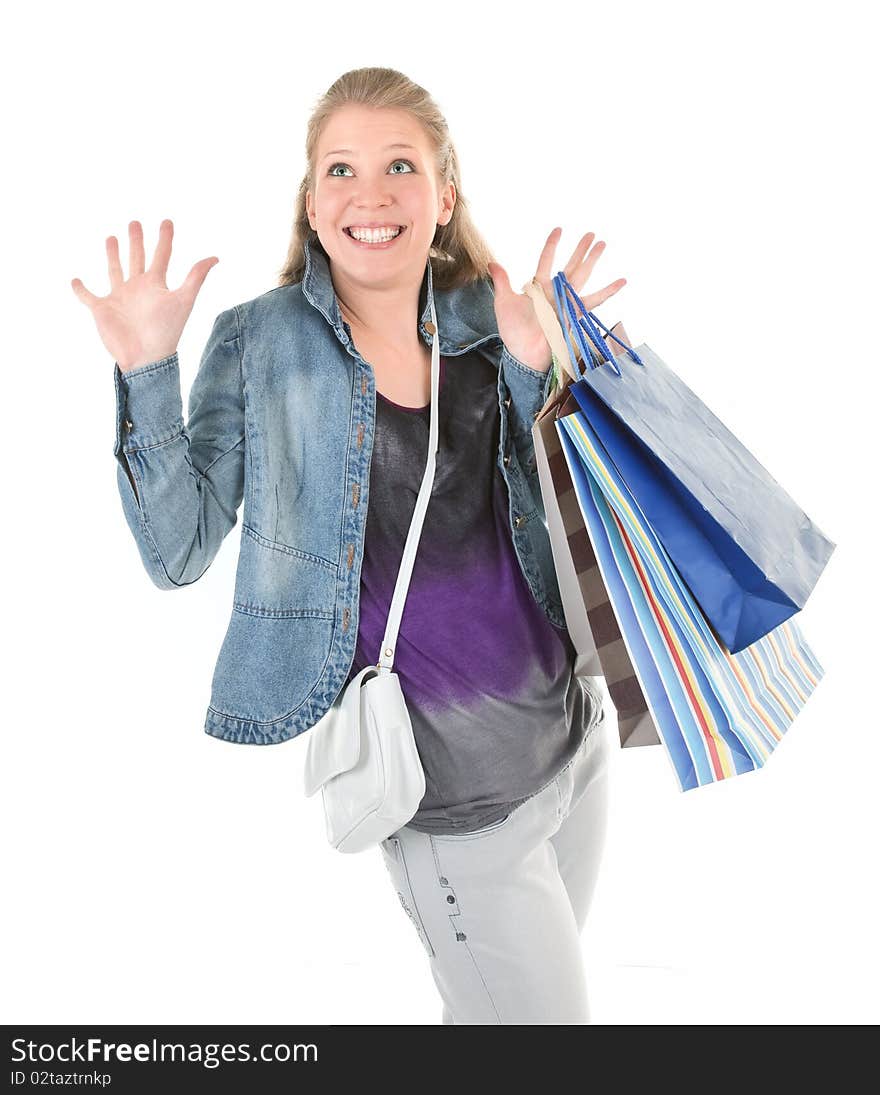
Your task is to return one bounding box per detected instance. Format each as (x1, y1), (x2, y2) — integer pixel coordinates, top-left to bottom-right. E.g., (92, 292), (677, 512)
(348, 226), (401, 242)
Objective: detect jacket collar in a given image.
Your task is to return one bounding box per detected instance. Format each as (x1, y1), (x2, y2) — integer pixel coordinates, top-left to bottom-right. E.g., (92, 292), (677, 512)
(300, 233), (500, 354)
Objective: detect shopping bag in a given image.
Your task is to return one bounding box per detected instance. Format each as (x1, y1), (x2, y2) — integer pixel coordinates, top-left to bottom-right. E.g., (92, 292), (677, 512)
(557, 402), (825, 791)
(544, 272), (836, 653)
(532, 316), (662, 749)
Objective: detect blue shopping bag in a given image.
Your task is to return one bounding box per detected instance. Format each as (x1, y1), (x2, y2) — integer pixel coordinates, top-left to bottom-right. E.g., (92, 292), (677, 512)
(548, 272), (836, 654)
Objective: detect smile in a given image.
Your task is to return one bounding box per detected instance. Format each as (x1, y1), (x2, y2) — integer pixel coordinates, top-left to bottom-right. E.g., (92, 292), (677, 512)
(343, 226), (406, 248)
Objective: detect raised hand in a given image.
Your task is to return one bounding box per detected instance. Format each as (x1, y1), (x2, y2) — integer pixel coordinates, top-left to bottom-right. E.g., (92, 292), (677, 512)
(487, 228), (627, 372)
(71, 219), (219, 372)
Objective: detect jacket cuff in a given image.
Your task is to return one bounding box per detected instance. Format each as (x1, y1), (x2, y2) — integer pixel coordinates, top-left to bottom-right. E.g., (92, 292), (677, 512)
(113, 353), (184, 455)
(499, 342), (554, 434)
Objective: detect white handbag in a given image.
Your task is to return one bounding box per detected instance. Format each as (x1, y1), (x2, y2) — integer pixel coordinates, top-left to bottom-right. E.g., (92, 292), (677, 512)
(302, 285), (441, 853)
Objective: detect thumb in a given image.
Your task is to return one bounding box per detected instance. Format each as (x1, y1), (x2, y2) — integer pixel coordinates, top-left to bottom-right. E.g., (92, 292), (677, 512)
(179, 256), (220, 305)
(487, 261), (513, 300)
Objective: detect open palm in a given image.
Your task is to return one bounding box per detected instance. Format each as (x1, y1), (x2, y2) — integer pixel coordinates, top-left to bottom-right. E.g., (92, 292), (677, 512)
(71, 219), (219, 371)
(487, 229), (627, 372)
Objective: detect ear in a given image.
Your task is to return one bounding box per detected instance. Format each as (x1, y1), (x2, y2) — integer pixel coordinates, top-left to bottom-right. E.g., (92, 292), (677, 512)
(438, 180), (456, 226)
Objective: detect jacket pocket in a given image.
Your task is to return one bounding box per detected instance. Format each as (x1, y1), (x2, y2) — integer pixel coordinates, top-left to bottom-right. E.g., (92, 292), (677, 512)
(209, 609), (335, 725)
(207, 526), (339, 725)
(233, 524), (337, 617)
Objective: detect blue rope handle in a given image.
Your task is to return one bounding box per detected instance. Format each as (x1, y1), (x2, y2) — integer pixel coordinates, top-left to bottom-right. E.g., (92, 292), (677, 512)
(553, 273), (621, 378)
(552, 271), (644, 373)
(551, 274), (591, 381)
(578, 309), (645, 367)
(560, 275), (616, 369)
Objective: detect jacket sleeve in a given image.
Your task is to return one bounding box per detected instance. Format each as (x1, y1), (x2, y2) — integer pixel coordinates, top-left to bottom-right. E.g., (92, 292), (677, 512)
(112, 305), (246, 590)
(498, 341), (556, 519)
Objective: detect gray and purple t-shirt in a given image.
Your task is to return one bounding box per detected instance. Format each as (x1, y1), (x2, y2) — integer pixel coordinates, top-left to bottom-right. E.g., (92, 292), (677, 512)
(345, 348), (598, 834)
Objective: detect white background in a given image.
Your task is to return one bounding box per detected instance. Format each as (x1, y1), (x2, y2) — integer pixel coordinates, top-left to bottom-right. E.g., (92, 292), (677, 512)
(4, 0), (877, 1025)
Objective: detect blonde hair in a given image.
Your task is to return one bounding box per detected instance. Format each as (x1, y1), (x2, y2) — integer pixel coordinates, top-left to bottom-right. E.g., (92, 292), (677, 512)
(277, 66), (497, 290)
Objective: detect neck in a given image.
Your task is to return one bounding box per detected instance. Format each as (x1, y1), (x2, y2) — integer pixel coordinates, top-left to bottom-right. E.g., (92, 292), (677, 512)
(332, 262), (427, 350)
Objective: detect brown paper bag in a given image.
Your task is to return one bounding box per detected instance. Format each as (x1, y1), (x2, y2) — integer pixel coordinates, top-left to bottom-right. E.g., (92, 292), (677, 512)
(525, 280), (661, 748)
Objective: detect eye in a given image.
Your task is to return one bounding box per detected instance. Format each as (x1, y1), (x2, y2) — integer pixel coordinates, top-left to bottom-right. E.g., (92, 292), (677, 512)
(327, 159), (416, 177)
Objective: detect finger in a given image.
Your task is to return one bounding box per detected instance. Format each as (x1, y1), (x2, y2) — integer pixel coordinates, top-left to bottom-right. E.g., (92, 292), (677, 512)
(150, 218), (174, 282)
(106, 235), (124, 289)
(129, 220), (145, 278)
(582, 278), (627, 310)
(534, 226), (562, 283)
(70, 277), (100, 308)
(178, 256), (220, 307)
(579, 238), (606, 277)
(568, 239), (608, 297)
(563, 231), (597, 279)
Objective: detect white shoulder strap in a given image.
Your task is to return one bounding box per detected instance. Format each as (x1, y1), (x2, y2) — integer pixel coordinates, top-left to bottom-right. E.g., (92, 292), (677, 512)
(376, 266), (441, 673)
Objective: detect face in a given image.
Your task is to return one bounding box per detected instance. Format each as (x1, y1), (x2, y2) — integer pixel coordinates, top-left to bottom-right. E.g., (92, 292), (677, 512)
(306, 104), (456, 287)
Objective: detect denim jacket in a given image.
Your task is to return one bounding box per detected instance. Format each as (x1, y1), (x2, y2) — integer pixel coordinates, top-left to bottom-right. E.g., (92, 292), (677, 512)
(112, 235), (565, 745)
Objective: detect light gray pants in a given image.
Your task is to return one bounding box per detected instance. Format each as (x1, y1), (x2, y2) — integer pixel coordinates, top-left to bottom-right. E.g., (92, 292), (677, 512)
(378, 714), (611, 1024)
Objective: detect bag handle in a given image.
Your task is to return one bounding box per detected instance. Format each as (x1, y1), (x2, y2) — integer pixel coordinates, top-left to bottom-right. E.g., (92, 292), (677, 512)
(554, 274), (611, 374)
(556, 271), (644, 372)
(521, 275), (583, 388)
(522, 271), (643, 389)
(570, 289), (644, 365)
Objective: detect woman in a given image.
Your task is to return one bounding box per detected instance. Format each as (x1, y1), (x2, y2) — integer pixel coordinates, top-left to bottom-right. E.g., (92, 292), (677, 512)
(72, 66), (627, 1025)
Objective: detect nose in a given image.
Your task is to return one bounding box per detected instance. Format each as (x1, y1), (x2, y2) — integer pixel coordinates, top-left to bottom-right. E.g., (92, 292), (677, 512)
(349, 201), (398, 225)
(352, 180), (395, 207)
(353, 196), (393, 212)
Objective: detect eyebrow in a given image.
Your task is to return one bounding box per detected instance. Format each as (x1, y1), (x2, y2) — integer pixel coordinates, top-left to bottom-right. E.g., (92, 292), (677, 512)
(321, 143), (418, 161)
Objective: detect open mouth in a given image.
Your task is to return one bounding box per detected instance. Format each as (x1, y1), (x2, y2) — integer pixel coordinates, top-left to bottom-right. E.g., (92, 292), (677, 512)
(343, 225), (406, 248)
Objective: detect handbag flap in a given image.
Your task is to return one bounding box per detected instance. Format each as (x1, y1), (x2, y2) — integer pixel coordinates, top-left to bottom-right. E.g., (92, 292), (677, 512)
(302, 664), (378, 797)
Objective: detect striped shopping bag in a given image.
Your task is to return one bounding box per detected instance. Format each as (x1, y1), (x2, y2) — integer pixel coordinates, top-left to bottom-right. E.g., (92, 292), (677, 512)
(556, 401), (825, 791)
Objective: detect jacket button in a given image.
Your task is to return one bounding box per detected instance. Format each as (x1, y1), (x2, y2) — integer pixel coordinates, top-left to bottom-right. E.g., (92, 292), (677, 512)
(503, 454), (510, 466)
(124, 419), (133, 431)
(346, 543), (354, 569)
(504, 397), (511, 408)
(424, 320), (436, 335)
(514, 514), (524, 528)
(342, 607), (350, 632)
(356, 423), (364, 448)
(352, 483), (360, 507)
(361, 375), (368, 395)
